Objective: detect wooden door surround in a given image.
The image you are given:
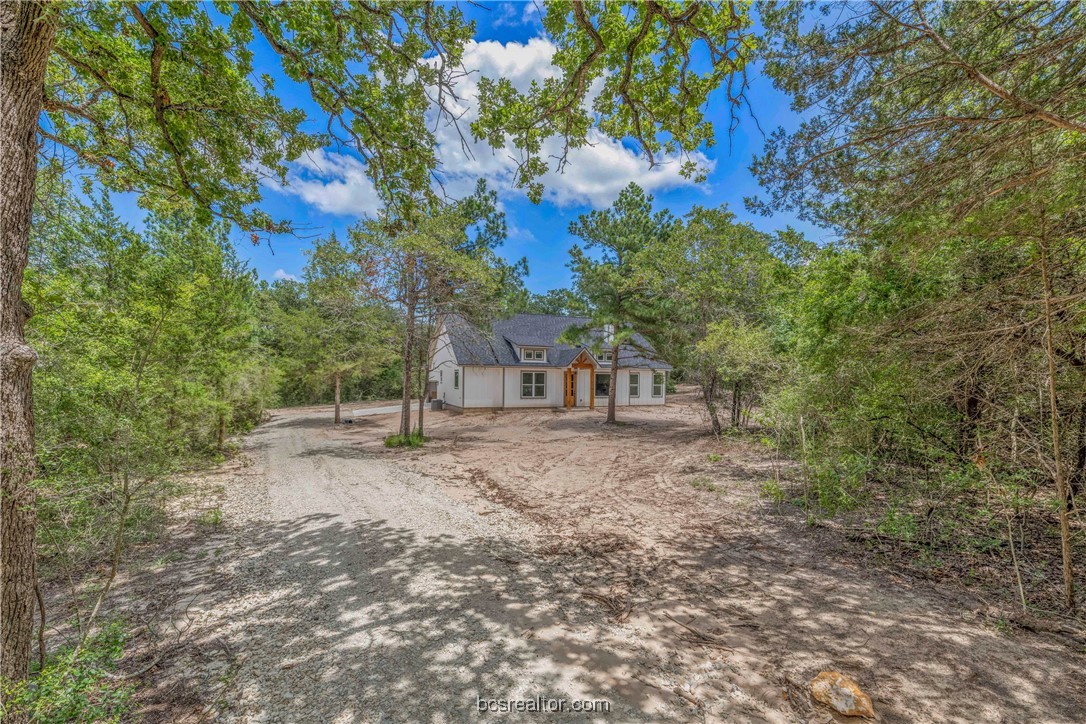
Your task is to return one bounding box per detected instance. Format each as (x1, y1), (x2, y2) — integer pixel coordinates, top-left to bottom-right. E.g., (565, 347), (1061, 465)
(566, 350), (596, 409)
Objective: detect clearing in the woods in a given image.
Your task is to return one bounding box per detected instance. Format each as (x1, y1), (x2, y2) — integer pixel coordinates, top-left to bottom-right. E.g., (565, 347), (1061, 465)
(113, 390), (1085, 722)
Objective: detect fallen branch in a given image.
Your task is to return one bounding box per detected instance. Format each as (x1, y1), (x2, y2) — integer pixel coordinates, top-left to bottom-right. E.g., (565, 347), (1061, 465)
(582, 590), (633, 623)
(664, 612), (732, 648)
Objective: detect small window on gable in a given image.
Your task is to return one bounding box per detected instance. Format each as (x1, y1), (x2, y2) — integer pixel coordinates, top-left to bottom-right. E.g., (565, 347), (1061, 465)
(652, 371), (665, 397)
(454, 369), (460, 389)
(521, 348), (545, 362)
(629, 372), (640, 397)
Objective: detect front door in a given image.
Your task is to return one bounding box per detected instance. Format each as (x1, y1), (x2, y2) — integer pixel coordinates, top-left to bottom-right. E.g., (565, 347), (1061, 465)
(564, 369), (576, 408)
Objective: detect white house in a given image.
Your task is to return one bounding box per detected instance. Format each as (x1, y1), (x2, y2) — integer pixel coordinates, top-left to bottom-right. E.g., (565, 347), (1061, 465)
(429, 313), (671, 410)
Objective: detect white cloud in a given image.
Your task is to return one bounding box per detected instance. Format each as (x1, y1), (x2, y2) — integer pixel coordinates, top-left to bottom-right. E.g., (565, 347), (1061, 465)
(429, 39), (711, 209)
(507, 223), (537, 243)
(491, 2), (541, 28)
(276, 37), (709, 217)
(274, 148), (381, 217)
(522, 2), (542, 26)
(273, 268), (298, 281)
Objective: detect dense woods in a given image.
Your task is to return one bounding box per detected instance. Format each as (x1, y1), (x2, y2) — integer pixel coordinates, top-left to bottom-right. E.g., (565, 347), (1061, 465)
(2, 0), (1084, 718)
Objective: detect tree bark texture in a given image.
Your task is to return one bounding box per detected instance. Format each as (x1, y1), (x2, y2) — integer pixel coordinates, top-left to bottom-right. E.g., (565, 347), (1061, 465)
(1, 1), (57, 694)
(606, 340), (619, 423)
(333, 372), (342, 425)
(703, 374), (722, 436)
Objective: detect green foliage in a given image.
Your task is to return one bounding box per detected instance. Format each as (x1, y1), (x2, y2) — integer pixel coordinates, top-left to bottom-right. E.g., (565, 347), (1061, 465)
(706, 453), (721, 463)
(384, 430), (427, 449)
(760, 479), (786, 506)
(27, 176), (270, 578)
(473, 1), (756, 201)
(506, 287), (592, 317)
(2, 620), (133, 723)
(563, 183), (675, 420)
(639, 203), (806, 432)
(876, 506), (918, 543)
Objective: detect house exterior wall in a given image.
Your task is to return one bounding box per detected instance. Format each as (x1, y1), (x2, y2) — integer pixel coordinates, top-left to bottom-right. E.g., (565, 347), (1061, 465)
(589, 368), (666, 407)
(464, 367), (504, 408)
(501, 367), (564, 408)
(456, 366), (665, 409)
(430, 325), (463, 408)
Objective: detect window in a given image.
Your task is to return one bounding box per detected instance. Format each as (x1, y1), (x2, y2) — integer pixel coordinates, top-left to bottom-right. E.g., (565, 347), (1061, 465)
(652, 371), (665, 397)
(598, 351), (613, 365)
(521, 371), (546, 398)
(521, 348), (545, 362)
(453, 369), (460, 389)
(629, 372), (640, 397)
(595, 373), (610, 397)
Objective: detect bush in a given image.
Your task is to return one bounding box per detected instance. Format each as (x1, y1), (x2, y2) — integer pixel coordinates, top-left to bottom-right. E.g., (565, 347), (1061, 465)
(2, 620), (134, 723)
(760, 479), (787, 505)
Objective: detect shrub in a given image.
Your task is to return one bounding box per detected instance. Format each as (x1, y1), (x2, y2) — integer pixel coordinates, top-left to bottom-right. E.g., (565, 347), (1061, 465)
(2, 620), (134, 723)
(760, 479), (787, 505)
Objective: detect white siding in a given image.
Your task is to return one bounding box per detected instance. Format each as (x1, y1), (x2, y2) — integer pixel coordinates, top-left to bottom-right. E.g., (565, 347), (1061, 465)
(645, 369), (667, 405)
(502, 368), (564, 408)
(600, 368), (666, 406)
(429, 323), (463, 408)
(463, 367), (504, 408)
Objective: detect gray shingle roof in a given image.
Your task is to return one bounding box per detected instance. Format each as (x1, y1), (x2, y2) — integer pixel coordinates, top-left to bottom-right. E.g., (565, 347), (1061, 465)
(443, 313), (671, 370)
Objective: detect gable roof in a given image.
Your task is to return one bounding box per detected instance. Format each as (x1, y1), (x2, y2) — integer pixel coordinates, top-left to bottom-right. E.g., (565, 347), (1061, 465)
(442, 313), (671, 370)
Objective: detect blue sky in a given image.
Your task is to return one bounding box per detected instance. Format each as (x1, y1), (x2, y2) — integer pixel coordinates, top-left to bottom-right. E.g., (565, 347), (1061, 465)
(111, 2), (824, 294)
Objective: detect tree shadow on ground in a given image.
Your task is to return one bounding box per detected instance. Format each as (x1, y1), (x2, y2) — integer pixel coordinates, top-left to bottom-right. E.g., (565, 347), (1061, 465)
(171, 513), (659, 722)
(548, 507), (1086, 724)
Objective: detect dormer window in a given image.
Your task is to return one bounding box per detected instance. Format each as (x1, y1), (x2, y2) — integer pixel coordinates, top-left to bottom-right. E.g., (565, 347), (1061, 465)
(598, 351), (613, 365)
(521, 348), (546, 362)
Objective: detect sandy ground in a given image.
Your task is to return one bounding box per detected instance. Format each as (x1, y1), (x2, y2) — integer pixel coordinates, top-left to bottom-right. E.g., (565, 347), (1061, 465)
(331, 391), (1086, 723)
(115, 392), (1086, 722)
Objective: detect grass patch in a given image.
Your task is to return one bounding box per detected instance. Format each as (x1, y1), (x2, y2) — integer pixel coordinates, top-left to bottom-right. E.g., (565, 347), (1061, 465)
(384, 430), (427, 448)
(706, 453), (722, 463)
(690, 478), (720, 493)
(195, 507), (223, 527)
(3, 619), (134, 723)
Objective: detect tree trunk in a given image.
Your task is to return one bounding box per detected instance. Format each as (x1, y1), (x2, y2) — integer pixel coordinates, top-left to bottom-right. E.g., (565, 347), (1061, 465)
(1039, 240), (1075, 610)
(703, 372), (721, 436)
(731, 380), (742, 427)
(417, 361), (425, 438)
(399, 262), (416, 438)
(606, 339), (619, 423)
(1, 1), (58, 697)
(333, 372), (342, 424)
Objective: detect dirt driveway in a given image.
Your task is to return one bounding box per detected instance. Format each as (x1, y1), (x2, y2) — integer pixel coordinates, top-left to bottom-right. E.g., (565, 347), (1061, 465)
(139, 396), (1086, 722)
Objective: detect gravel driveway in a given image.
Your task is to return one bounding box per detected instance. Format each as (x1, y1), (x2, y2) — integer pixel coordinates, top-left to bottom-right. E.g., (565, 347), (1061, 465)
(195, 408), (665, 723)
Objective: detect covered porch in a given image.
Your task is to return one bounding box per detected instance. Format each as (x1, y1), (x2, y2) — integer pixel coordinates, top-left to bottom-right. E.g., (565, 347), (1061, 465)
(562, 349), (603, 409)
